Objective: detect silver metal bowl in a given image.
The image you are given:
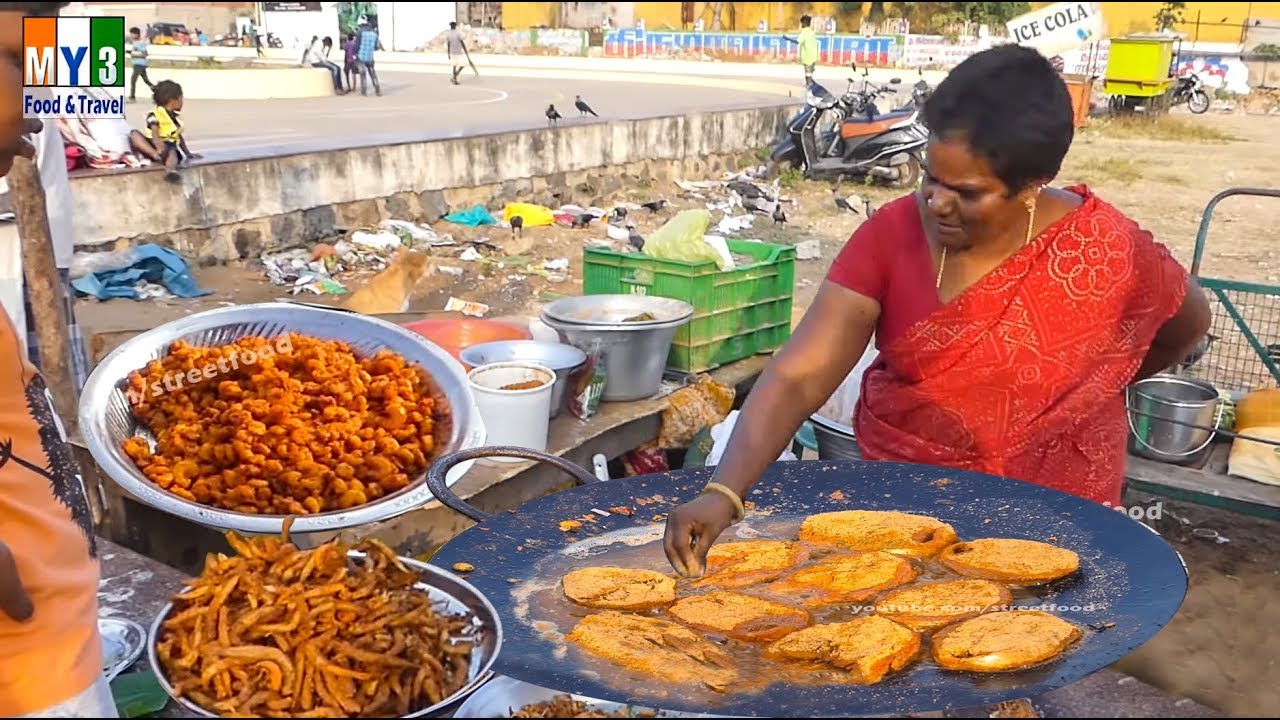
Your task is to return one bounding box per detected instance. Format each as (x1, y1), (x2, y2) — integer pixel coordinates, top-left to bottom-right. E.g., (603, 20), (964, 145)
(460, 341), (587, 418)
(539, 296), (694, 402)
(453, 675), (731, 718)
(78, 303), (486, 535)
(147, 551), (502, 718)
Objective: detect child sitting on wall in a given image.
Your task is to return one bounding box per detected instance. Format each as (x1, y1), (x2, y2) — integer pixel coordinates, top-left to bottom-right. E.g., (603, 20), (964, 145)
(142, 80), (202, 183)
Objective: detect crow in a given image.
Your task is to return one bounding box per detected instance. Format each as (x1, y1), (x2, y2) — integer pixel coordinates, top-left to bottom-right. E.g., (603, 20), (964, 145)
(863, 197), (875, 216)
(546, 104), (562, 125)
(572, 213), (595, 229)
(640, 199), (667, 213)
(627, 226), (645, 252)
(773, 205), (787, 225)
(611, 206), (628, 223)
(575, 95), (599, 117)
(510, 215), (524, 238)
(834, 193), (858, 213)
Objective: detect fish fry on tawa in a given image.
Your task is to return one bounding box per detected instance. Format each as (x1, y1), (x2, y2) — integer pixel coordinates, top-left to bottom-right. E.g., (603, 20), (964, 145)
(511, 697), (655, 718)
(765, 615), (921, 684)
(566, 612), (738, 693)
(667, 591), (811, 642)
(874, 579), (1013, 633)
(691, 540), (811, 588)
(561, 568), (676, 611)
(799, 510), (958, 558)
(769, 551), (919, 606)
(938, 539), (1080, 585)
(154, 531), (476, 718)
(931, 610), (1083, 672)
(122, 333), (449, 515)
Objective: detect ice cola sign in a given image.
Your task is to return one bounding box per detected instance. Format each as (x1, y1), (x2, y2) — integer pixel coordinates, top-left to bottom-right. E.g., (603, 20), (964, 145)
(1006, 2), (1106, 57)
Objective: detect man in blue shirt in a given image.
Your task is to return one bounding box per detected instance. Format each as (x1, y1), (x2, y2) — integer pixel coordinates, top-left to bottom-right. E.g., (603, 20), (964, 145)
(127, 26), (153, 101)
(356, 19), (381, 96)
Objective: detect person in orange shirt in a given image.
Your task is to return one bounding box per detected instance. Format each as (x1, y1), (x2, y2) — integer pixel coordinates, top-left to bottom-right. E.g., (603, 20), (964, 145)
(0, 2), (115, 717)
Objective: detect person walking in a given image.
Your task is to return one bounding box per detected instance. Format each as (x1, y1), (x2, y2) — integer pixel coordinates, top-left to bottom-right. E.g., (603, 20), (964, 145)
(783, 14), (819, 84)
(127, 26), (153, 102)
(446, 21), (471, 85)
(355, 19), (381, 97)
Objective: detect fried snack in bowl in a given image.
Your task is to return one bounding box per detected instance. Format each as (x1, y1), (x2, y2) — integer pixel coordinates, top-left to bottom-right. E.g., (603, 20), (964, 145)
(122, 333), (449, 516)
(152, 532), (478, 718)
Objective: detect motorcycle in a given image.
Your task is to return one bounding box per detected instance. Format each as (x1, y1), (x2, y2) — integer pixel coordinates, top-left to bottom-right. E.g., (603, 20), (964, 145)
(771, 63), (929, 186)
(1172, 72), (1211, 115)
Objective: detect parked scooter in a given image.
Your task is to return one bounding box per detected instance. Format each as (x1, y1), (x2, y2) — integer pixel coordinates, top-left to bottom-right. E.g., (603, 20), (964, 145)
(771, 63), (928, 186)
(1171, 72), (1211, 114)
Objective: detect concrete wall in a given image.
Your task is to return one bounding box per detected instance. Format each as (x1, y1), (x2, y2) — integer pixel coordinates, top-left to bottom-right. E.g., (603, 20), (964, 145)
(69, 104), (794, 261)
(146, 66), (336, 99)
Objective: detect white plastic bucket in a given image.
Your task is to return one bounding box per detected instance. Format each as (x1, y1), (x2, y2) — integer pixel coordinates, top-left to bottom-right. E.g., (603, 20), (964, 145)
(467, 362), (556, 462)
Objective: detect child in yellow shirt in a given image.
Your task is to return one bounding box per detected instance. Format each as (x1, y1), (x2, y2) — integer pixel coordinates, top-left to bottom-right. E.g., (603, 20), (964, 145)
(143, 80), (202, 183)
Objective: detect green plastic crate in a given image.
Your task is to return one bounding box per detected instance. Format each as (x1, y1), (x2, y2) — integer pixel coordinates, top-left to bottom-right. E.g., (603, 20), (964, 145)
(583, 240), (795, 373)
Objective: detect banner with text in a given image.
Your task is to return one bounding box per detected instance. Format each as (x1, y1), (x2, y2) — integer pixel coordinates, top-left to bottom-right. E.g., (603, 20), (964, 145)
(1006, 2), (1106, 58)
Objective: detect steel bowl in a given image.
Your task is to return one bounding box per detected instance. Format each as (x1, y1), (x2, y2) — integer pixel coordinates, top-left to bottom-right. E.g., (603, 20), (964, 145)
(78, 303), (486, 535)
(453, 675), (731, 718)
(460, 341), (586, 418)
(539, 296), (694, 402)
(809, 413), (862, 461)
(147, 551), (502, 718)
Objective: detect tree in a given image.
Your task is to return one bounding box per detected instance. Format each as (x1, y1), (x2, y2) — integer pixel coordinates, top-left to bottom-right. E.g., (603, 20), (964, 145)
(951, 2), (1030, 25)
(1154, 1), (1186, 32)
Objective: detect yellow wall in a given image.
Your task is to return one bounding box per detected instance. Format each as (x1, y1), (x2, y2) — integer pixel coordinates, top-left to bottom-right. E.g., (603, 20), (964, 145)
(502, 2), (557, 29)
(1042, 2), (1280, 44)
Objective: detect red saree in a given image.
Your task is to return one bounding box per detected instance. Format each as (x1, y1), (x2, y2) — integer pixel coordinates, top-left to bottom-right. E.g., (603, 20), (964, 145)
(836, 187), (1189, 505)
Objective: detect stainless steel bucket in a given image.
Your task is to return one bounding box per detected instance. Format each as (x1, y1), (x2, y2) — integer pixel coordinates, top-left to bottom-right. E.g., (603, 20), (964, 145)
(1127, 374), (1223, 465)
(810, 414), (863, 461)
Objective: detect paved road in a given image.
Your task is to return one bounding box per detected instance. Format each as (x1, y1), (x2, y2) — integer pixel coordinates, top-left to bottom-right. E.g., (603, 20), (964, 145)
(157, 71), (796, 161)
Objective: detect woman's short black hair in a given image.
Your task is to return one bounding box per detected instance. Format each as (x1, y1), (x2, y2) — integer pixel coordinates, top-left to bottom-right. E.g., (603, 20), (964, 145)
(923, 44), (1074, 195)
(152, 79), (182, 106)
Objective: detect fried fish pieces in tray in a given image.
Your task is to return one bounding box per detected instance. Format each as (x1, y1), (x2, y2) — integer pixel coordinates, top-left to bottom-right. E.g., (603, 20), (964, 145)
(931, 610), (1083, 673)
(667, 590), (811, 642)
(769, 551), (919, 606)
(938, 538), (1080, 585)
(566, 612), (738, 693)
(765, 615), (921, 684)
(874, 579), (1013, 633)
(561, 567), (677, 611)
(799, 510), (959, 558)
(692, 540), (811, 589)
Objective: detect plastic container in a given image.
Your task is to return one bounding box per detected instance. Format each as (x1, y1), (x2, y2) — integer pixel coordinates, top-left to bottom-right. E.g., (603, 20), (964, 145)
(401, 318), (531, 363)
(467, 362), (555, 462)
(583, 240), (795, 373)
(459, 341), (586, 418)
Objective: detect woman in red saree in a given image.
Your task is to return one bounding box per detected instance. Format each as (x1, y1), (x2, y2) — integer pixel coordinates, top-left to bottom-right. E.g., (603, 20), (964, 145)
(664, 44), (1211, 577)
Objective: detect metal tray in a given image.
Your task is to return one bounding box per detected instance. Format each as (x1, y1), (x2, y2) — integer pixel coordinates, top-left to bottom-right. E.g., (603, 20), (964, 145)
(147, 551), (503, 718)
(78, 303), (486, 534)
(101, 617), (147, 681)
(454, 675), (728, 718)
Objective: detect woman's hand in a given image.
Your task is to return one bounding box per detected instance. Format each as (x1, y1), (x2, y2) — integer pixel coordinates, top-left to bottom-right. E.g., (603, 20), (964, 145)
(663, 492), (737, 578)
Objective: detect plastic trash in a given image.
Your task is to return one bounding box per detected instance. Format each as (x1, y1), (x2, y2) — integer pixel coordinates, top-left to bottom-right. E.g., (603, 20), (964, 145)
(351, 230), (402, 251)
(444, 204), (498, 227)
(705, 410), (798, 467)
(815, 341), (878, 427)
(380, 219), (440, 245)
(502, 202), (556, 228)
(643, 209), (725, 269)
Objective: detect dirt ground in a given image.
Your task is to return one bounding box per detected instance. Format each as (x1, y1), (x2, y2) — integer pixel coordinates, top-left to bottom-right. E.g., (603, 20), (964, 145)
(72, 111), (1280, 717)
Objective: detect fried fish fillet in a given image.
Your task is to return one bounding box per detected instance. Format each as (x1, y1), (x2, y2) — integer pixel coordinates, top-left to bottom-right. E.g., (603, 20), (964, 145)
(667, 590), (811, 642)
(765, 615), (921, 684)
(938, 538), (1080, 585)
(799, 510), (959, 558)
(874, 579), (1013, 632)
(566, 611), (738, 692)
(932, 610), (1082, 672)
(561, 567), (677, 611)
(768, 551), (919, 606)
(692, 539), (811, 588)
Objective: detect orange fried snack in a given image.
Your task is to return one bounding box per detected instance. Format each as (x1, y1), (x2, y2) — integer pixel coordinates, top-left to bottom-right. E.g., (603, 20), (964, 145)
(122, 333), (448, 515)
(768, 551), (919, 606)
(566, 612), (739, 693)
(154, 532), (475, 717)
(691, 540), (811, 589)
(765, 616), (921, 684)
(937, 539), (1080, 585)
(874, 579), (1013, 632)
(561, 568), (676, 611)
(667, 590), (811, 642)
(931, 610), (1083, 673)
(798, 510), (958, 558)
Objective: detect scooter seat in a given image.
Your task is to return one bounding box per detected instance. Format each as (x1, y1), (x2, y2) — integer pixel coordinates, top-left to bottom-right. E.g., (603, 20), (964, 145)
(844, 108), (916, 124)
(840, 110), (916, 139)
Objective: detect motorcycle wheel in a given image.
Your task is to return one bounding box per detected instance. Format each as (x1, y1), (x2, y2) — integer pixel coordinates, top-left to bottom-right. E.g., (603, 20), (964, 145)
(890, 153), (923, 188)
(1188, 89), (1211, 115)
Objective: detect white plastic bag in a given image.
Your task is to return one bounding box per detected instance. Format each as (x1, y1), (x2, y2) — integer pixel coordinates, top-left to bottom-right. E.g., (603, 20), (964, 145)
(815, 339), (878, 427)
(705, 410), (798, 467)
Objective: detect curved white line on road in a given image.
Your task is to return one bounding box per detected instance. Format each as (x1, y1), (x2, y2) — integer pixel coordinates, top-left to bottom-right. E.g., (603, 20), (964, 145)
(456, 87), (510, 105)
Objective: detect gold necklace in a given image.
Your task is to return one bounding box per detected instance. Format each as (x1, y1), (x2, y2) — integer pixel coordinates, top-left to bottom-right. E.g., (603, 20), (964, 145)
(936, 198), (1039, 290)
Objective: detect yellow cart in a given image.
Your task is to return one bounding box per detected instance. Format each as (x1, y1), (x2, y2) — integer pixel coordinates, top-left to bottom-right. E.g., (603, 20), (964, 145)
(1103, 34), (1180, 114)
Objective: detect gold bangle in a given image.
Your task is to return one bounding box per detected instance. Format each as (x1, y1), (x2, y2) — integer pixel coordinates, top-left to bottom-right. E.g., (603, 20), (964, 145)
(702, 482), (746, 523)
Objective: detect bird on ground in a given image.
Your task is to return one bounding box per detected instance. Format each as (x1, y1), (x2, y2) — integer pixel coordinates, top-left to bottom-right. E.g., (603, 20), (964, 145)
(510, 215), (524, 238)
(572, 213), (595, 229)
(640, 199), (667, 213)
(834, 192), (858, 213)
(546, 104), (562, 125)
(863, 197), (875, 216)
(611, 206), (628, 223)
(575, 95), (599, 117)
(627, 226), (645, 252)
(773, 205), (787, 225)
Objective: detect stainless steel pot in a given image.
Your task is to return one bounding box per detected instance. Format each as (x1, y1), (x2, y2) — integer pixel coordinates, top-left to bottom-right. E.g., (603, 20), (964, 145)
(810, 413), (862, 461)
(460, 341), (587, 418)
(539, 295), (694, 402)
